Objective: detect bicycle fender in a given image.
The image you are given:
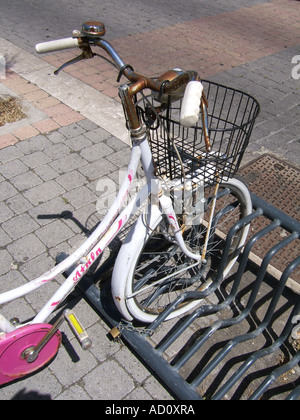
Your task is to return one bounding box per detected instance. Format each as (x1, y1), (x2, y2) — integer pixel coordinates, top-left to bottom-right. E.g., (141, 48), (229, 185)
(111, 204), (162, 321)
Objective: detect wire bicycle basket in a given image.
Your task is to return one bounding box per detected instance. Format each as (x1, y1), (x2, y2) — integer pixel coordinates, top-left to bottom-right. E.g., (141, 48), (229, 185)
(137, 80), (260, 185)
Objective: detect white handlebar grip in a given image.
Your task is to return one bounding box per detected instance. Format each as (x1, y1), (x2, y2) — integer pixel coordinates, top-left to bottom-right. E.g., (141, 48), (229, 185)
(35, 37), (80, 54)
(180, 81), (204, 127)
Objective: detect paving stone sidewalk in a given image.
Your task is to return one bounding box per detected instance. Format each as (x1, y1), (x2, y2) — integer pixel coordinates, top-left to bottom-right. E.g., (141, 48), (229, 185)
(0, 117), (173, 401)
(0, 0), (299, 401)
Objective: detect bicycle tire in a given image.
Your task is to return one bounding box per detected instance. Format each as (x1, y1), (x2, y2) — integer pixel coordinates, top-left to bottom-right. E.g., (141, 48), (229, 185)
(114, 177), (252, 323)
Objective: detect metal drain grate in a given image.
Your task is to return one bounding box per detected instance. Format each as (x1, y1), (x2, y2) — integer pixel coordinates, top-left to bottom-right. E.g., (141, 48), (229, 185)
(239, 155), (300, 283)
(239, 154), (300, 221)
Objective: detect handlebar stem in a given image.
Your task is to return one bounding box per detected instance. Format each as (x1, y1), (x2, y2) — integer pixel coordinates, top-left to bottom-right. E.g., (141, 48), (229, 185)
(118, 84), (142, 131)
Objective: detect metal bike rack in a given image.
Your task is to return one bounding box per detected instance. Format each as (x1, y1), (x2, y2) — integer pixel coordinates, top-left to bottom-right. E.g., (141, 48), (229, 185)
(80, 192), (300, 400)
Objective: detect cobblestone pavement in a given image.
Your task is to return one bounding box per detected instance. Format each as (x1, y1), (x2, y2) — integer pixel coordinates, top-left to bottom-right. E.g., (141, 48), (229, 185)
(0, 0), (299, 400)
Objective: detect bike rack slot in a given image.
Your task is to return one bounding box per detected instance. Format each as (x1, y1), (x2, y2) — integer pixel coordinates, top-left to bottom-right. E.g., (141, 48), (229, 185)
(80, 192), (300, 400)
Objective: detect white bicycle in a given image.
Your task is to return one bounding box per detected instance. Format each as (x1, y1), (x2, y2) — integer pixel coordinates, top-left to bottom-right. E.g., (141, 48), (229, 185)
(0, 21), (259, 386)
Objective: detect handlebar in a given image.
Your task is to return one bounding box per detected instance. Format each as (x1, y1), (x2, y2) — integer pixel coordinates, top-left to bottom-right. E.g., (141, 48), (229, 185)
(35, 22), (209, 144)
(35, 37), (80, 53)
(35, 35), (199, 96)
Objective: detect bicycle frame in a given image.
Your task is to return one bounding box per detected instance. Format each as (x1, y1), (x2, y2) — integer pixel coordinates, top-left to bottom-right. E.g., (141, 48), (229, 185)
(0, 128), (203, 333)
(0, 29), (211, 333)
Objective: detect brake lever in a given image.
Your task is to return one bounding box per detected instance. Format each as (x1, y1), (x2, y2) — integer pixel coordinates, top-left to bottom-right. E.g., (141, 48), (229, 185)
(54, 42), (95, 75)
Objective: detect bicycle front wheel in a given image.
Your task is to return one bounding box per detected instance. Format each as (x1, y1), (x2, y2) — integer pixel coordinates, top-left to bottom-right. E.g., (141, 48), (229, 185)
(123, 177), (252, 323)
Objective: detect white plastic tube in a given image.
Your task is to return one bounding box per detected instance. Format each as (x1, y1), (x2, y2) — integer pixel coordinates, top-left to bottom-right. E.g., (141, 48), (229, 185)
(180, 81), (203, 127)
(0, 313), (15, 333)
(35, 37), (80, 54)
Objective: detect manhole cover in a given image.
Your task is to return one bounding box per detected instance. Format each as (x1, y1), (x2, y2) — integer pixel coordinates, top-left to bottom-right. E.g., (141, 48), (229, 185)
(239, 155), (300, 283)
(0, 95), (26, 127)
